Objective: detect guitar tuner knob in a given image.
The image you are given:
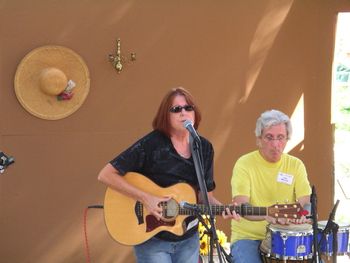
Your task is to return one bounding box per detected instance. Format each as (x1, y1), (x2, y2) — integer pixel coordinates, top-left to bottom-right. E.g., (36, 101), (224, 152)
(274, 213), (278, 217)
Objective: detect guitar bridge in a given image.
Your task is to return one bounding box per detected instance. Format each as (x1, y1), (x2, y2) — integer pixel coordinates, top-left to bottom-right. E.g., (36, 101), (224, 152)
(135, 201), (144, 225)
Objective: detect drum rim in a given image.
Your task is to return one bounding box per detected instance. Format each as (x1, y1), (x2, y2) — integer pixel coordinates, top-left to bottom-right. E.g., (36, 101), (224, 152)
(317, 220), (350, 228)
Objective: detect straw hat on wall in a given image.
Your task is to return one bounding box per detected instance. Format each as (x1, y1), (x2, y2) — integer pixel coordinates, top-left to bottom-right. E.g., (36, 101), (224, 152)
(14, 45), (90, 120)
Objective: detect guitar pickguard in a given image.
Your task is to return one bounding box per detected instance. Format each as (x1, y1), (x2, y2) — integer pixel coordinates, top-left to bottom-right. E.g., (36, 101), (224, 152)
(145, 215), (176, 232)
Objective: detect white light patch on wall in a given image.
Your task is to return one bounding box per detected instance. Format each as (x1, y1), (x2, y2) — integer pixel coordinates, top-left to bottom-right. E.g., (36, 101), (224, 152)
(285, 94), (305, 153)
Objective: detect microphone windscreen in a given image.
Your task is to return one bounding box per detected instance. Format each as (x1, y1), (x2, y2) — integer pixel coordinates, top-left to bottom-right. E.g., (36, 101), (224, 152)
(183, 120), (193, 128)
(179, 201), (186, 208)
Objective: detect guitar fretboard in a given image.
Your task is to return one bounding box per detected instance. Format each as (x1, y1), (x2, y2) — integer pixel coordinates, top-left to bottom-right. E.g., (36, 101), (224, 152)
(179, 204), (267, 217)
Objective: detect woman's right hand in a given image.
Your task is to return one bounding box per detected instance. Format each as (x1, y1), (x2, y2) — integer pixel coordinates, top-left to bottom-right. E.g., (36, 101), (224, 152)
(142, 194), (171, 221)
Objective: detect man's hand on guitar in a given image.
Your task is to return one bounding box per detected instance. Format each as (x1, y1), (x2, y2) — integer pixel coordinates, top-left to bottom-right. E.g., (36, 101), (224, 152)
(265, 215), (310, 225)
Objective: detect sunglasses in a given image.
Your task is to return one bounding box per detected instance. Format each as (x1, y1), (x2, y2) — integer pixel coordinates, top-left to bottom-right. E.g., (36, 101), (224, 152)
(169, 105), (195, 113)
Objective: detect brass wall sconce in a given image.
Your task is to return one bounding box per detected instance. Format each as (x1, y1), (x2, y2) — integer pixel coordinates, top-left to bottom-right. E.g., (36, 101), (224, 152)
(108, 38), (136, 73)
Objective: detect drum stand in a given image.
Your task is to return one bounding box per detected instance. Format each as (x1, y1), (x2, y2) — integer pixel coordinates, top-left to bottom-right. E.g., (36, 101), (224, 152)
(189, 136), (232, 263)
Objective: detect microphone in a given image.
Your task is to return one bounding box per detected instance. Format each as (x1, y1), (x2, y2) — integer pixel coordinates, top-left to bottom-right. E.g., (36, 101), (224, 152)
(183, 120), (200, 142)
(0, 151), (15, 173)
(179, 201), (201, 213)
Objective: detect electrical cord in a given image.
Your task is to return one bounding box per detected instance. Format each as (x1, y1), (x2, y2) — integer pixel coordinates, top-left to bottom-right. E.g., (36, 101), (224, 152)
(83, 205), (104, 263)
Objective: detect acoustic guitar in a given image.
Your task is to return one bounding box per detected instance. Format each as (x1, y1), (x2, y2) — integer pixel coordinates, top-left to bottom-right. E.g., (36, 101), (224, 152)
(104, 172), (304, 245)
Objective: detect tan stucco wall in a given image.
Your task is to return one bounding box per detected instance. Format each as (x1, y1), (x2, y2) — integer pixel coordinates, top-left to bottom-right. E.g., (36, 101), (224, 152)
(1, 1), (350, 262)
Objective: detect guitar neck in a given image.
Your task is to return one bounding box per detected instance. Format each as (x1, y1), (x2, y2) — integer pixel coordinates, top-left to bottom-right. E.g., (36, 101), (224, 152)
(179, 204), (267, 217)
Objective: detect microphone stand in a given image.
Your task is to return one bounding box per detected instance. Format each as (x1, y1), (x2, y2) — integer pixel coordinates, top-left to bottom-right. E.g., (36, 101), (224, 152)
(332, 223), (339, 263)
(318, 200), (340, 263)
(189, 136), (231, 263)
(311, 186), (321, 263)
(195, 212), (232, 263)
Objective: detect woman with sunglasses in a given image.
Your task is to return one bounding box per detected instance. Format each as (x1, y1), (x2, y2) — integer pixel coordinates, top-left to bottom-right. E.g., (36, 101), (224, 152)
(98, 87), (228, 263)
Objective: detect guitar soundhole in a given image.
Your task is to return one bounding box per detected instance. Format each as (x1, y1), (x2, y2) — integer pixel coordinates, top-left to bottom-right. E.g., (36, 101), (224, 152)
(161, 198), (179, 220)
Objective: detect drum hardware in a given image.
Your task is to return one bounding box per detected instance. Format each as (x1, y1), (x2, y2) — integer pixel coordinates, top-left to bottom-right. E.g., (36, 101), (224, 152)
(259, 194), (349, 263)
(281, 233), (288, 260)
(318, 220), (350, 257)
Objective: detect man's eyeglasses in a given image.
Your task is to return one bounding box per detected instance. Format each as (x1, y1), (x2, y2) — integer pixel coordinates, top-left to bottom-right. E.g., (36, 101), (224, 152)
(262, 135), (287, 143)
(169, 105), (195, 113)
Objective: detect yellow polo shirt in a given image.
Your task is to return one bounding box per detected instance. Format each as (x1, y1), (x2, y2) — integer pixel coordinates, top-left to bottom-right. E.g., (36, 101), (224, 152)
(230, 150), (311, 243)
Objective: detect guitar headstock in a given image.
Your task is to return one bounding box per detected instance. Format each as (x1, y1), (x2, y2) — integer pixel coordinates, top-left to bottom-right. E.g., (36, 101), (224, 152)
(267, 203), (306, 219)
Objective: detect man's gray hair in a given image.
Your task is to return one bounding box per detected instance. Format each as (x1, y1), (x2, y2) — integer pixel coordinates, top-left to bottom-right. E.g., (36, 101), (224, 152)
(255, 109), (292, 139)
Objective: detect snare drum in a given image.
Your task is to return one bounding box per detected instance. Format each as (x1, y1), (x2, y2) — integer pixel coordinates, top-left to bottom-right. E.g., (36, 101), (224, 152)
(317, 220), (350, 256)
(260, 224), (313, 262)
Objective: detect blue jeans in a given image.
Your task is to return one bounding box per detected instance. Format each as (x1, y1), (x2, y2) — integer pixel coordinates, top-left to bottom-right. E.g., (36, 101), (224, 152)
(134, 233), (199, 263)
(230, 240), (262, 263)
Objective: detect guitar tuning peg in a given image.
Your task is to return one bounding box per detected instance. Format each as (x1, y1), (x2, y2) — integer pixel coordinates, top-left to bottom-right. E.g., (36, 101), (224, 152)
(284, 199), (289, 203)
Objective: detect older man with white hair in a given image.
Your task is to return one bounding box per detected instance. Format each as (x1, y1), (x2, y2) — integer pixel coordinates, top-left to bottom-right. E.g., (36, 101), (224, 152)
(229, 109), (311, 263)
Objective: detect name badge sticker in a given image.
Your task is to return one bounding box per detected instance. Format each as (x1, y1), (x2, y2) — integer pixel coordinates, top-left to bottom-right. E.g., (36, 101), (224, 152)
(277, 172), (294, 185)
